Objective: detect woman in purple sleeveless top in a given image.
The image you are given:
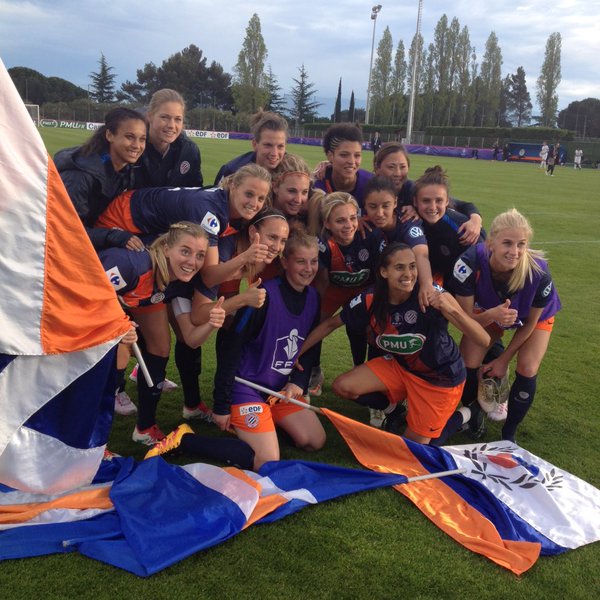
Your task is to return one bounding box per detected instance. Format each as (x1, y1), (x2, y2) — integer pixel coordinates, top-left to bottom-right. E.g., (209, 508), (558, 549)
(452, 209), (561, 442)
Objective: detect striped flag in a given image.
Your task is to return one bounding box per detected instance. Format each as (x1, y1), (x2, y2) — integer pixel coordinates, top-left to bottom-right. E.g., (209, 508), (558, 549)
(322, 408), (600, 575)
(0, 58), (130, 493)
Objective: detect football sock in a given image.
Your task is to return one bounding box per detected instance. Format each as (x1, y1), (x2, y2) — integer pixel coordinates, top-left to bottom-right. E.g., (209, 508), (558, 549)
(136, 353), (168, 430)
(175, 340), (202, 409)
(431, 407), (471, 446)
(501, 371), (537, 442)
(355, 391), (389, 410)
(115, 368), (126, 394)
(461, 367), (479, 405)
(180, 434), (255, 470)
(346, 326), (367, 366)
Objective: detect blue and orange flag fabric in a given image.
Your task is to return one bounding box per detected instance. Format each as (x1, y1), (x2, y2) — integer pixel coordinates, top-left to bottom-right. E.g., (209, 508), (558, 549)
(0, 58), (130, 493)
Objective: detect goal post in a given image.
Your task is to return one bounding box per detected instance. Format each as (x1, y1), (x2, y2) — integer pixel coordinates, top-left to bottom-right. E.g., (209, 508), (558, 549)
(24, 103), (40, 126)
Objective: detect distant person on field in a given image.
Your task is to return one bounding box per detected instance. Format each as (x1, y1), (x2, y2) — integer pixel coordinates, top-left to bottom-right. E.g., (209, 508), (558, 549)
(546, 146), (557, 176)
(54, 107), (147, 251)
(135, 88), (203, 188)
(371, 131), (382, 155)
(502, 144), (510, 162)
(492, 141), (500, 162)
(574, 148), (583, 170)
(214, 110), (288, 184)
(539, 141), (549, 169)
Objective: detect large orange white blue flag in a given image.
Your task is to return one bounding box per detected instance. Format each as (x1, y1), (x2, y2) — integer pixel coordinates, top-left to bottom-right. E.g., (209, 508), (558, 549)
(0, 58), (130, 493)
(0, 458), (407, 576)
(322, 409), (600, 575)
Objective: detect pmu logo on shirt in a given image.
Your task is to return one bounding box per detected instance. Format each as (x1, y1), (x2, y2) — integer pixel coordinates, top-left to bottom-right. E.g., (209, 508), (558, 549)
(272, 328), (305, 375)
(376, 333), (425, 355)
(329, 268), (370, 287)
(105, 266), (127, 291)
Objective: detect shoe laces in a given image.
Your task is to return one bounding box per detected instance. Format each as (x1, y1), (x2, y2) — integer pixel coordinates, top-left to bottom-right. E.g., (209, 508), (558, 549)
(141, 424), (165, 442)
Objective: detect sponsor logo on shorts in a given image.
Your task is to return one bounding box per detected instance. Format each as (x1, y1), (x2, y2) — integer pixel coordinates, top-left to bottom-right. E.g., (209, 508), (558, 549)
(409, 226), (424, 238)
(105, 266), (127, 291)
(201, 212), (220, 235)
(239, 404), (264, 416)
(180, 161), (191, 175)
(376, 333), (426, 355)
(272, 329), (305, 375)
(453, 258), (472, 283)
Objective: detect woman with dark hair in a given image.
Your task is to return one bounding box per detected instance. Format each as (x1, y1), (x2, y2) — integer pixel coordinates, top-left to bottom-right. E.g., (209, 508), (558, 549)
(55, 107), (147, 250)
(214, 110), (288, 184)
(297, 242), (489, 445)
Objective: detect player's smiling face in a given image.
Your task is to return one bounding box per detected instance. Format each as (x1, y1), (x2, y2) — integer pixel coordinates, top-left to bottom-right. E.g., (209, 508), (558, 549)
(282, 246), (319, 291)
(250, 217), (289, 263)
(273, 173), (310, 216)
(375, 151), (409, 191)
(489, 227), (528, 273)
(327, 141), (362, 182)
(253, 130), (287, 171)
(148, 101), (184, 149)
(325, 203), (358, 245)
(164, 234), (208, 282)
(364, 190), (397, 230)
(229, 177), (270, 220)
(414, 184), (449, 224)
(380, 248), (418, 299)
(106, 118), (146, 169)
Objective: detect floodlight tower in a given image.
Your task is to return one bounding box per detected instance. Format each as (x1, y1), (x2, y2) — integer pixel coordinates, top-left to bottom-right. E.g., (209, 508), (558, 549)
(406, 0), (423, 143)
(365, 4), (382, 125)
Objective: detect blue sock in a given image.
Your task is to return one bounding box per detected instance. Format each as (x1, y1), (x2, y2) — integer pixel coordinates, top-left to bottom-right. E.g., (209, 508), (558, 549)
(355, 392), (389, 409)
(502, 372), (537, 442)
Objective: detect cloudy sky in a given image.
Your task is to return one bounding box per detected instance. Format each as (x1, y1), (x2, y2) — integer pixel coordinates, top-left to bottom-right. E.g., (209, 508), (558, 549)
(1, 0), (599, 115)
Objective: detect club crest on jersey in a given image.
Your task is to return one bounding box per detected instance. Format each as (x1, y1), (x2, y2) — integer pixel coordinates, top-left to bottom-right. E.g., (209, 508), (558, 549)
(358, 248), (369, 262)
(151, 292), (165, 304)
(272, 328), (305, 375)
(404, 310), (418, 325)
(200, 211), (220, 235)
(453, 258), (472, 282)
(179, 161), (191, 175)
(105, 266), (127, 291)
(318, 240), (327, 253)
(376, 333), (426, 355)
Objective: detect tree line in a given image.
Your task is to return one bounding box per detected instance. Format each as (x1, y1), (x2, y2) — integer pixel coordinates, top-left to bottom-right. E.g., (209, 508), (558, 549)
(7, 13), (600, 138)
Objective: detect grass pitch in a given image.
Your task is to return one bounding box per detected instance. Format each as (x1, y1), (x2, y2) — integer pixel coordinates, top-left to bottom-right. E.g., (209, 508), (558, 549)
(2, 128), (598, 599)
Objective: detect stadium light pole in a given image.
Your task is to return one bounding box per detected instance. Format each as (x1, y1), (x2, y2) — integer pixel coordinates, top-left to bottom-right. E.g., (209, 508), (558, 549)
(365, 4), (382, 126)
(405, 0), (423, 144)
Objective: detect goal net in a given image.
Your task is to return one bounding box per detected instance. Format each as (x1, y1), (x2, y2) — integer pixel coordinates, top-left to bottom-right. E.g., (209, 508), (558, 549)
(24, 103), (40, 126)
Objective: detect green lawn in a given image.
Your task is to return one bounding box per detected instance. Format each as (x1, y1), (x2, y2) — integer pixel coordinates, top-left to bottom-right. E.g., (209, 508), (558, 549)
(2, 128), (598, 599)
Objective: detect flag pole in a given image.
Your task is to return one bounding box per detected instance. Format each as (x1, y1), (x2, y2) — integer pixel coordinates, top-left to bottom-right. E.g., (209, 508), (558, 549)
(235, 376), (322, 412)
(234, 376), (467, 479)
(131, 342), (153, 388)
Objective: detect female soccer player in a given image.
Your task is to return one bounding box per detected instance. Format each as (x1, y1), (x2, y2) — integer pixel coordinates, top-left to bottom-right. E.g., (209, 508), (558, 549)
(135, 88), (203, 188)
(100, 222), (226, 445)
(298, 242), (489, 444)
(452, 209), (561, 441)
(209, 230), (326, 469)
(373, 142), (482, 244)
(411, 166), (485, 287)
(313, 123), (373, 210)
(55, 107), (147, 250)
(214, 110), (288, 184)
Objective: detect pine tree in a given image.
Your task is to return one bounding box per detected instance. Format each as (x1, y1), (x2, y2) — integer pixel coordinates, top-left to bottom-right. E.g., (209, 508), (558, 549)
(537, 32), (562, 128)
(264, 65), (287, 113)
(478, 32), (503, 126)
(334, 78), (342, 122)
(504, 67), (532, 126)
(348, 91), (356, 122)
(89, 53), (116, 103)
(232, 13), (269, 114)
(369, 26), (394, 124)
(288, 64), (322, 125)
(389, 40), (406, 125)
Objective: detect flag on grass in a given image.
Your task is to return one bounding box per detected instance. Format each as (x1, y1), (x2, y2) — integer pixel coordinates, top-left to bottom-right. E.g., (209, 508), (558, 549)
(0, 457), (408, 576)
(322, 408), (600, 575)
(0, 58), (130, 493)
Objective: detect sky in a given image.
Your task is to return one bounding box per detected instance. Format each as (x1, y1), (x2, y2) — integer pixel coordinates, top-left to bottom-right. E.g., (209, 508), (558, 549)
(1, 0), (599, 116)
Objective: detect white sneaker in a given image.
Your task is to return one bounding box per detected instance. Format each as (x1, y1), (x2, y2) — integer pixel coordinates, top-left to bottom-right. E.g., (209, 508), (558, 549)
(488, 402), (508, 422)
(369, 408), (385, 428)
(114, 391), (137, 416)
(182, 402), (214, 423)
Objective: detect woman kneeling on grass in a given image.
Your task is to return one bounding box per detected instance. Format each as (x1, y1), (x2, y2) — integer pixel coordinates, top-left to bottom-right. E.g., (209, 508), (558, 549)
(451, 208), (561, 442)
(207, 230), (326, 470)
(297, 242), (490, 445)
